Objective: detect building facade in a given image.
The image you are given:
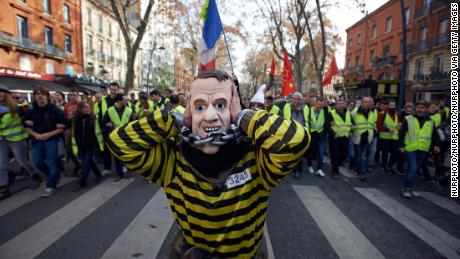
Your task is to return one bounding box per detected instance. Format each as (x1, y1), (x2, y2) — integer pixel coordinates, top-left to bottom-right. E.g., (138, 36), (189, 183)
(81, 0), (142, 90)
(0, 0), (83, 75)
(174, 53), (193, 94)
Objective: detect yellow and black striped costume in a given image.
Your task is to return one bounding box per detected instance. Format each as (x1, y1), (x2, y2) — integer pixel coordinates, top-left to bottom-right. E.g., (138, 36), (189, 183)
(108, 109), (310, 258)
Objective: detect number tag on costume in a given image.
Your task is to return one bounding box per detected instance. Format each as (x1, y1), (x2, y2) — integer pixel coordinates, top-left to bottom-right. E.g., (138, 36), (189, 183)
(226, 169), (252, 189)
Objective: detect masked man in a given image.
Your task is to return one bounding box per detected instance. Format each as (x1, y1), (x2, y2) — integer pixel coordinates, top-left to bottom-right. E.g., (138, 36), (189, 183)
(108, 71), (309, 258)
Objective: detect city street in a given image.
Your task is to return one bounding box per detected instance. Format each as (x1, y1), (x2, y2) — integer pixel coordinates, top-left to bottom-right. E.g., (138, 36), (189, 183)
(0, 161), (458, 259)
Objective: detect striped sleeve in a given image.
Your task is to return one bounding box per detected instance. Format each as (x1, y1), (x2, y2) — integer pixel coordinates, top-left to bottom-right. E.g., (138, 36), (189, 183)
(247, 110), (310, 190)
(107, 108), (179, 187)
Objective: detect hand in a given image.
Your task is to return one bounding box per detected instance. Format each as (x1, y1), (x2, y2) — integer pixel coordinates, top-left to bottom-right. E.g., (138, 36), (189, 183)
(106, 122), (113, 128)
(24, 120), (33, 127)
(230, 84), (242, 122)
(399, 148), (405, 153)
(334, 134), (339, 139)
(34, 133), (45, 141)
(434, 146), (441, 153)
(56, 123), (66, 129)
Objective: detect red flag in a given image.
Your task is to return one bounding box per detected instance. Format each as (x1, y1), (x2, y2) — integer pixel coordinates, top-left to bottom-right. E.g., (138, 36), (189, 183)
(281, 50), (296, 96)
(322, 57), (339, 87)
(269, 56), (275, 76)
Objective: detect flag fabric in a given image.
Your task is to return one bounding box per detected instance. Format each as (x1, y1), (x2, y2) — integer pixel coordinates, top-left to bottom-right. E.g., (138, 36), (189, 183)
(322, 57), (339, 87)
(198, 0), (223, 73)
(266, 56), (276, 92)
(281, 50), (296, 97)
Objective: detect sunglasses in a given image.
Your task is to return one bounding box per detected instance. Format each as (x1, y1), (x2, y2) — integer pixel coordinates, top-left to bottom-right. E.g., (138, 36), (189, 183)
(12, 97), (20, 100)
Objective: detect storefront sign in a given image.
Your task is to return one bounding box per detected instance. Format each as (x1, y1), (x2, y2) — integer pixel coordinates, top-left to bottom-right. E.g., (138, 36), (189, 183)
(0, 67), (54, 81)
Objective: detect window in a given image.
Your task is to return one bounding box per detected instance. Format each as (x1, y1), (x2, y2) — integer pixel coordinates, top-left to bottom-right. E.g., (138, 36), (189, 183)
(86, 8), (92, 26)
(419, 27), (427, 41)
(357, 34), (361, 45)
(347, 59), (351, 68)
(98, 15), (103, 33)
(383, 44), (390, 56)
(415, 58), (424, 76)
(370, 49), (375, 62)
(108, 44), (113, 58)
(355, 55), (361, 66)
(385, 16), (392, 33)
(439, 19), (448, 34)
(117, 29), (121, 40)
(44, 26), (53, 46)
(99, 39), (103, 52)
(46, 61), (55, 74)
(19, 56), (31, 71)
(17, 15), (28, 39)
(65, 34), (72, 53)
(423, 0), (431, 9)
(65, 66), (74, 75)
(43, 0), (51, 14)
(434, 54), (444, 73)
(87, 34), (93, 51)
(371, 25), (377, 39)
(348, 38), (352, 48)
(108, 22), (112, 37)
(404, 8), (410, 25)
(63, 4), (70, 24)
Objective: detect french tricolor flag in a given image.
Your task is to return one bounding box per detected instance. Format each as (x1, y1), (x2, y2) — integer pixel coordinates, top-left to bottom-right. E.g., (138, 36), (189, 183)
(198, 0), (223, 72)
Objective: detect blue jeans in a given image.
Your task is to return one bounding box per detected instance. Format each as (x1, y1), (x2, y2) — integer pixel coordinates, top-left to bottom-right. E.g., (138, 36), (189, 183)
(308, 138), (327, 170)
(354, 141), (370, 177)
(32, 139), (59, 188)
(404, 151), (426, 188)
(366, 136), (378, 168)
(79, 148), (101, 185)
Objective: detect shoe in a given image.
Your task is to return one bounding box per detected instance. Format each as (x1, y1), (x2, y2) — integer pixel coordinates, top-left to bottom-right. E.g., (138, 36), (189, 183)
(316, 169), (325, 177)
(113, 176), (123, 182)
(122, 166), (128, 174)
(396, 170), (404, 176)
(41, 188), (56, 198)
(0, 186), (10, 201)
(402, 188), (412, 199)
(102, 169), (111, 176)
(409, 190), (420, 197)
(331, 173), (340, 180)
(29, 179), (41, 190)
(307, 167), (314, 174)
(294, 171), (301, 180)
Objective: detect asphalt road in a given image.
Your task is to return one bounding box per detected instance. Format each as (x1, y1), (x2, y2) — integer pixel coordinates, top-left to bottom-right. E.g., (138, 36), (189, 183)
(0, 160), (459, 259)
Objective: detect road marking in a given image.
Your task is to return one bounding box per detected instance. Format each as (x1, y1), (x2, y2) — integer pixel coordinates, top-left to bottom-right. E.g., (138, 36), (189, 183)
(101, 190), (174, 259)
(292, 185), (384, 259)
(355, 188), (460, 259)
(323, 157), (354, 178)
(0, 177), (74, 217)
(0, 178), (133, 259)
(419, 192), (460, 216)
(264, 223), (275, 259)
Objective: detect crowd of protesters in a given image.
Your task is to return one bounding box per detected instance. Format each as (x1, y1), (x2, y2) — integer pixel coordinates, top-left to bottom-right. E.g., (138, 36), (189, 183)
(0, 79), (451, 200)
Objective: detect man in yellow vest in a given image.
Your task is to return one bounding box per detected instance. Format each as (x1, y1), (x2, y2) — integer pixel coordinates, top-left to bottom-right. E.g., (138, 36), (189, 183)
(104, 94), (134, 181)
(150, 89), (171, 111)
(265, 96), (280, 115)
(170, 95), (185, 114)
(327, 98), (351, 179)
(377, 99), (401, 175)
(135, 94), (155, 119)
(398, 101), (440, 198)
(99, 83), (119, 175)
(306, 97), (328, 177)
(281, 92), (310, 179)
(351, 97), (375, 181)
(365, 98), (379, 170)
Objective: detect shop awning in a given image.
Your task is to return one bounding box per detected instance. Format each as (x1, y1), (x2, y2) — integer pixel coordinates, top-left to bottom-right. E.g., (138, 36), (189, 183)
(75, 84), (102, 93)
(0, 76), (69, 92)
(412, 82), (450, 92)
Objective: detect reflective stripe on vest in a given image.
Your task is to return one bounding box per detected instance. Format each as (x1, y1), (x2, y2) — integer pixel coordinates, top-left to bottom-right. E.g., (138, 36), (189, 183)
(330, 110), (351, 137)
(379, 112), (399, 140)
(0, 113), (28, 141)
(404, 115), (433, 152)
(72, 119), (105, 156)
(310, 109), (325, 133)
(283, 104), (310, 130)
(107, 106), (132, 128)
(351, 110), (375, 144)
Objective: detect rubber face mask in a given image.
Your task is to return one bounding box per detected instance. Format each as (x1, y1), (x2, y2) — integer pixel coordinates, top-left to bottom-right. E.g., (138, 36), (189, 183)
(190, 78), (232, 154)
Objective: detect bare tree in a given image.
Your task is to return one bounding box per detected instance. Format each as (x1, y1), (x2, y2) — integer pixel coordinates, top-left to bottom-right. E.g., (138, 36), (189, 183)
(110, 0), (155, 93)
(243, 47), (272, 96)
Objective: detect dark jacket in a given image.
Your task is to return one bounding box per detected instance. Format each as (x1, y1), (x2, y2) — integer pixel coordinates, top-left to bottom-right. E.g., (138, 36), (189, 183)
(23, 102), (67, 140)
(74, 114), (97, 152)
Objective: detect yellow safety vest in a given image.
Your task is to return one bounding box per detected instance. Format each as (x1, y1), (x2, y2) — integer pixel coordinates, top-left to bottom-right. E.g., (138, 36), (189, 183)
(310, 108), (325, 133)
(173, 105), (185, 114)
(283, 104), (310, 130)
(404, 115), (434, 152)
(100, 96), (109, 116)
(430, 113), (441, 127)
(135, 101), (155, 113)
(351, 109), (375, 145)
(71, 119), (104, 156)
(330, 110), (352, 137)
(0, 113), (28, 142)
(107, 106), (133, 128)
(379, 112), (399, 140)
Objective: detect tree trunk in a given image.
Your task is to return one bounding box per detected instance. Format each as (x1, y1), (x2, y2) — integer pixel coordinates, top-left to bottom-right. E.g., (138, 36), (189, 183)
(124, 49), (137, 94)
(294, 48), (303, 93)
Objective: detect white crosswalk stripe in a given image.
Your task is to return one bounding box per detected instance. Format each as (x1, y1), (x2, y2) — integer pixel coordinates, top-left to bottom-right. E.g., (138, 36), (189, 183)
(0, 178), (133, 259)
(323, 157), (355, 178)
(419, 192), (460, 216)
(264, 223), (275, 259)
(356, 187), (460, 259)
(101, 190), (174, 259)
(292, 185), (385, 259)
(0, 177), (74, 217)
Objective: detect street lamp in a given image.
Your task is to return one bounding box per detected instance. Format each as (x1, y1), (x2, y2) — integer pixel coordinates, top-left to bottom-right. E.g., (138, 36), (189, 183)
(146, 43), (166, 93)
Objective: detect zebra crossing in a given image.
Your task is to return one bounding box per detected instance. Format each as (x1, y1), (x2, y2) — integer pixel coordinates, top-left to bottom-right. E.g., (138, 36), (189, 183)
(0, 175), (459, 259)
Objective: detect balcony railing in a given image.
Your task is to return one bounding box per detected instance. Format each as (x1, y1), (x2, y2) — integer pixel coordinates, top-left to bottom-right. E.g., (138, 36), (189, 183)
(408, 33), (450, 54)
(107, 56), (114, 63)
(414, 1), (448, 19)
(347, 65), (364, 75)
(86, 48), (95, 56)
(97, 52), (105, 62)
(413, 71), (449, 82)
(0, 31), (66, 60)
(373, 55), (396, 69)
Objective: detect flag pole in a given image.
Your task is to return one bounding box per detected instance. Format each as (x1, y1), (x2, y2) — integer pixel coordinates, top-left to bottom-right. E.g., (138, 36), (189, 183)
(216, 4), (234, 74)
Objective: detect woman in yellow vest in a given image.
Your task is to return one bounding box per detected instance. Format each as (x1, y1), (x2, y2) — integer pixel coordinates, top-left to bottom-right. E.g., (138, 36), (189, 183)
(398, 101), (441, 199)
(0, 84), (42, 200)
(71, 101), (104, 190)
